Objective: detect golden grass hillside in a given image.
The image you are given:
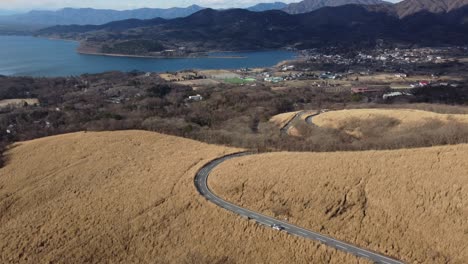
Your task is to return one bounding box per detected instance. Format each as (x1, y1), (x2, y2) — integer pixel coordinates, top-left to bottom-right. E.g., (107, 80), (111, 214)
(210, 146), (468, 264)
(0, 131), (365, 264)
(313, 109), (468, 139)
(270, 111), (300, 128)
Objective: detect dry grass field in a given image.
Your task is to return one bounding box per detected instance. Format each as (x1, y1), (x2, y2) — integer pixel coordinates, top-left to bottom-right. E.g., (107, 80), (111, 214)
(198, 70), (241, 79)
(349, 73), (464, 83)
(210, 146), (468, 264)
(0, 131), (366, 264)
(0, 98), (39, 109)
(175, 79), (220, 86)
(313, 109), (468, 139)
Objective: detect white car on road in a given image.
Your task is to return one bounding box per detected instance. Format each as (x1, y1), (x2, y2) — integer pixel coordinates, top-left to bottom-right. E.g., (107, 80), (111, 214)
(272, 224), (284, 231)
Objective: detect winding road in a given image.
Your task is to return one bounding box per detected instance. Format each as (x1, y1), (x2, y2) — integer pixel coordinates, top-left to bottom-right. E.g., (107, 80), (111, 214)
(305, 111), (320, 126)
(280, 110), (320, 135)
(195, 123), (405, 263)
(280, 111), (305, 134)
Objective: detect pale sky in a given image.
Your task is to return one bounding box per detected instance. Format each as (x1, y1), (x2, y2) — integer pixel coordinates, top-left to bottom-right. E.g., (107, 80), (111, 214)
(0, 0), (403, 11)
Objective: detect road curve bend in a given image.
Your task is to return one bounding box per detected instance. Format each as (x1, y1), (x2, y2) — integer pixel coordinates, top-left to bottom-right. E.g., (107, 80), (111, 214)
(280, 110), (320, 135)
(305, 112), (320, 126)
(279, 111), (304, 134)
(194, 152), (405, 264)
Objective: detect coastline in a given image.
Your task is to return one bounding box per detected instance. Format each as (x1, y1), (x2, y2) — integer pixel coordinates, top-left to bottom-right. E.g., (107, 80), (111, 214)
(0, 36), (299, 76)
(33, 35), (295, 60)
(42, 36), (81, 44)
(77, 50), (248, 59)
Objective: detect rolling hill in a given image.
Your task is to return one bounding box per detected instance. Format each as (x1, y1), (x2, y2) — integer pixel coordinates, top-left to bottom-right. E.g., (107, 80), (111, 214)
(312, 108), (468, 140)
(0, 131), (364, 263)
(210, 146), (468, 263)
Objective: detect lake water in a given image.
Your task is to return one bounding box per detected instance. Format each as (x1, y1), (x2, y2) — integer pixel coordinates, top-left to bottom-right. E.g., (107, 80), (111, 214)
(0, 36), (297, 77)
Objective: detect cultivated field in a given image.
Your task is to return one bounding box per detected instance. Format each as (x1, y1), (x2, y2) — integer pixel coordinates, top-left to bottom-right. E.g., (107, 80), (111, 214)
(210, 146), (468, 264)
(0, 131), (365, 264)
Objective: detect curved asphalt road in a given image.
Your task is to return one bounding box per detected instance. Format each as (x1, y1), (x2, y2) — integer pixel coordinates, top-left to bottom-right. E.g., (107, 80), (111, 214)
(305, 112), (320, 126)
(280, 111), (305, 134)
(281, 110), (320, 135)
(194, 152), (405, 264)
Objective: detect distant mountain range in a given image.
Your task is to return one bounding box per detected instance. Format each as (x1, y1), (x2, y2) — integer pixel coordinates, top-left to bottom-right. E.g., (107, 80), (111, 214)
(282, 0), (468, 17)
(0, 2), (291, 26)
(283, 0), (389, 14)
(38, 0), (468, 56)
(0, 5), (205, 26)
(0, 0), (431, 27)
(248, 2), (289, 12)
(5, 0), (468, 27)
(0, 10), (21, 16)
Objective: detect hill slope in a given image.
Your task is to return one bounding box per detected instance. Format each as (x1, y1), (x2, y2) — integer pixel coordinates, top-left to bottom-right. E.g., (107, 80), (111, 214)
(395, 0), (468, 17)
(283, 0), (389, 14)
(0, 131), (363, 263)
(210, 146), (468, 263)
(312, 109), (468, 139)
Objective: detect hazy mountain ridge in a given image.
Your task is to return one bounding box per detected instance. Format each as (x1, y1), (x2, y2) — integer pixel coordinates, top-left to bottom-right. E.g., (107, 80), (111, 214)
(394, 0), (468, 17)
(38, 3), (468, 55)
(0, 5), (205, 25)
(248, 2), (288, 12)
(282, 0), (468, 17)
(4, 0), (468, 27)
(283, 0), (389, 14)
(0, 2), (290, 26)
(0, 10), (21, 16)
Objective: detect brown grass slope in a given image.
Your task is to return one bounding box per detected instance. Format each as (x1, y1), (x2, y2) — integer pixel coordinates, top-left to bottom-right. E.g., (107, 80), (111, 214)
(0, 131), (366, 264)
(210, 146), (468, 264)
(313, 108), (468, 139)
(314, 109), (468, 129)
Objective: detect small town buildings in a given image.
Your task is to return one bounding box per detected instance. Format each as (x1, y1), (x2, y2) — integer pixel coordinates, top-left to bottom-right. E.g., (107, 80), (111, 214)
(419, 81), (430, 87)
(320, 72), (340, 80)
(395, 73), (408, 78)
(264, 77), (284, 83)
(188, 94), (203, 102)
(383, 92), (412, 99)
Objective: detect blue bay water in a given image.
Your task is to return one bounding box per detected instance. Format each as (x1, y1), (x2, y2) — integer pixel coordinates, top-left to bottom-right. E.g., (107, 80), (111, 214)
(0, 36), (296, 77)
